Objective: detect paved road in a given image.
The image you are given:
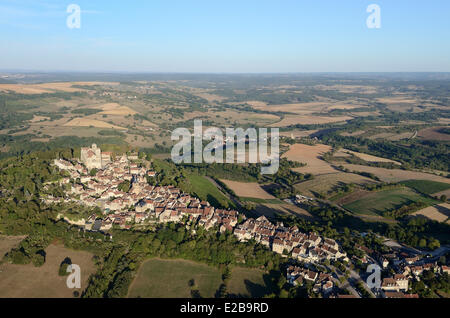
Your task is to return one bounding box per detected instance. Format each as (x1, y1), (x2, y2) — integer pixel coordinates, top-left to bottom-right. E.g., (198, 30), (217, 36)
(330, 266), (361, 298)
(382, 236), (450, 258)
(348, 268), (377, 298)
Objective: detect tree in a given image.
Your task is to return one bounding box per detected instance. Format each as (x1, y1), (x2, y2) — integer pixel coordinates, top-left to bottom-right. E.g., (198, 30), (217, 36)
(215, 284), (227, 298)
(419, 239), (427, 248)
(428, 238), (440, 250)
(93, 206), (103, 218)
(243, 202), (256, 212)
(222, 266), (231, 283)
(118, 180), (131, 193)
(31, 250), (46, 267)
(7, 248), (30, 265)
(191, 289), (202, 298)
(59, 257), (72, 276)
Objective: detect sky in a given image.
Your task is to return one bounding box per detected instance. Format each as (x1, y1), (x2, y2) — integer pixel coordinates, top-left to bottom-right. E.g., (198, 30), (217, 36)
(0, 0), (449, 73)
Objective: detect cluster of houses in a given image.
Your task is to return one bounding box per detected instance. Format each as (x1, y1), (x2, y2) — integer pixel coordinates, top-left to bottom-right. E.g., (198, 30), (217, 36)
(287, 265), (334, 296)
(352, 243), (450, 298)
(234, 216), (348, 263)
(49, 146), (237, 233)
(380, 258), (449, 298)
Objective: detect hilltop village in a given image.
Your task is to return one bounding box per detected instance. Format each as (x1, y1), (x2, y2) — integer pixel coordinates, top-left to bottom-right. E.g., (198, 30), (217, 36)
(45, 144), (348, 295)
(45, 144), (449, 298)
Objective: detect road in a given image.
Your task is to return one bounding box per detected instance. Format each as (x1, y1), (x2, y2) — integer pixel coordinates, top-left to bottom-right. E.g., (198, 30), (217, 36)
(329, 265), (361, 298)
(382, 236), (450, 258)
(348, 268), (377, 298)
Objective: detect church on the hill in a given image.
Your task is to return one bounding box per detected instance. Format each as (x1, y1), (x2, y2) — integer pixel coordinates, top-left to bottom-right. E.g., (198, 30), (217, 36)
(80, 144), (111, 169)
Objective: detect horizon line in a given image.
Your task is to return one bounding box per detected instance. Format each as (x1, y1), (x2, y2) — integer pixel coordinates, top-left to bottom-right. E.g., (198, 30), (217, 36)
(2, 70), (450, 75)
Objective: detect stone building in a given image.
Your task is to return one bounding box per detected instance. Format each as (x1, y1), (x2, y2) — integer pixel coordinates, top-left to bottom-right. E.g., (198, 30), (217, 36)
(80, 144), (111, 169)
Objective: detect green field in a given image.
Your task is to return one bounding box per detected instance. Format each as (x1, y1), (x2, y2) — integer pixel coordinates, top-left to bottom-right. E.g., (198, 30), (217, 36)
(128, 258), (223, 298)
(186, 174), (236, 209)
(400, 180), (450, 195)
(343, 188), (438, 216)
(227, 267), (275, 298)
(128, 258), (274, 298)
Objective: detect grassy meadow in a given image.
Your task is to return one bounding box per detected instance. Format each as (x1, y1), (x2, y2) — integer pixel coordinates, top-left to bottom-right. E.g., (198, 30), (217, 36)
(186, 174), (236, 209)
(343, 188), (438, 216)
(400, 180), (450, 195)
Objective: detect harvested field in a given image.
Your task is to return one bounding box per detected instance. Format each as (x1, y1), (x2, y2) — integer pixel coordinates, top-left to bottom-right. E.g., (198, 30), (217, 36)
(247, 101), (328, 113)
(367, 132), (392, 140)
(432, 189), (450, 199)
(327, 104), (361, 110)
(194, 92), (227, 102)
(411, 203), (450, 223)
(315, 85), (378, 94)
(0, 84), (50, 94)
(376, 97), (418, 104)
(0, 244), (95, 298)
(337, 149), (401, 165)
(333, 151), (351, 158)
(350, 111), (381, 117)
(0, 235), (26, 260)
(387, 132), (415, 141)
(368, 132), (415, 141)
(294, 172), (377, 198)
(438, 118), (450, 124)
(30, 82), (87, 92)
(279, 130), (319, 138)
(342, 164), (450, 184)
(255, 203), (313, 220)
(208, 110), (280, 126)
(282, 143), (337, 175)
(246, 113), (281, 124)
(341, 130), (366, 137)
(221, 180), (275, 199)
(63, 118), (125, 129)
(271, 115), (352, 127)
(98, 103), (137, 116)
(244, 101), (269, 108)
(0, 82), (90, 94)
(29, 115), (50, 123)
(418, 127), (450, 141)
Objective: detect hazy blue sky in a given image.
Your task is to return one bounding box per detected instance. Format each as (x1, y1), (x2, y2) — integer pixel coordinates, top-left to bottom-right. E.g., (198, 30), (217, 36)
(0, 0), (449, 72)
